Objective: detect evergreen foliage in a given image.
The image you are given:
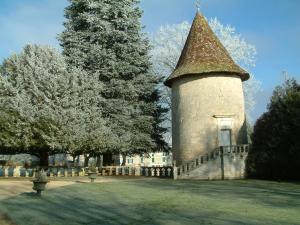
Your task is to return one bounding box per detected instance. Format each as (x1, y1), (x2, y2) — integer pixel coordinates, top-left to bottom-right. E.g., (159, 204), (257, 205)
(246, 78), (300, 180)
(59, 0), (168, 156)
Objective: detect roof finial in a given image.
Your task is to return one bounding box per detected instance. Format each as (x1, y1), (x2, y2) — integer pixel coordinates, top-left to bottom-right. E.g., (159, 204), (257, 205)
(195, 0), (201, 12)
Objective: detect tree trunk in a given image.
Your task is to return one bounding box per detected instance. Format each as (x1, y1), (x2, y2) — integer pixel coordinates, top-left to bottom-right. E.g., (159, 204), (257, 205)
(96, 155), (102, 168)
(84, 154), (90, 167)
(76, 155), (80, 167)
(121, 153), (127, 166)
(39, 151), (49, 168)
(102, 152), (113, 166)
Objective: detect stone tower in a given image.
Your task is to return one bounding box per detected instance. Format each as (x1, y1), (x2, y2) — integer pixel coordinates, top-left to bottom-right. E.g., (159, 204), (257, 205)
(165, 12), (249, 166)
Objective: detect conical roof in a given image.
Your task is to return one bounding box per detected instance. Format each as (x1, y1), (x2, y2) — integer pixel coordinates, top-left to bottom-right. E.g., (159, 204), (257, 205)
(165, 12), (249, 87)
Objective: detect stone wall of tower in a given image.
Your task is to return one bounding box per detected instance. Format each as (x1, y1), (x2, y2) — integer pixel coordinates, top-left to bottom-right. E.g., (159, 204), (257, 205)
(172, 74), (247, 165)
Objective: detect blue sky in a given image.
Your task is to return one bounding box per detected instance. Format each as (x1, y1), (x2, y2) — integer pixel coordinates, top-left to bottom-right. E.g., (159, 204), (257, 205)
(0, 0), (299, 121)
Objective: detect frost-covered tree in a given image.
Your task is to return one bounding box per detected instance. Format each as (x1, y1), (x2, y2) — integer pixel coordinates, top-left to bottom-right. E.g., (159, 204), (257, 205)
(0, 75), (30, 153)
(0, 45), (73, 165)
(151, 19), (261, 137)
(59, 0), (168, 162)
(0, 45), (110, 166)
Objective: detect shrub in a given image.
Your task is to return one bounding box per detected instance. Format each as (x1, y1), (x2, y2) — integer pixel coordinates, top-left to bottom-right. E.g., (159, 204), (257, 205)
(246, 79), (300, 180)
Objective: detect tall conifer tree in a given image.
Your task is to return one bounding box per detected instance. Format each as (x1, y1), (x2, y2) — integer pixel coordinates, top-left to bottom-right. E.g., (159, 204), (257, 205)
(59, 0), (168, 161)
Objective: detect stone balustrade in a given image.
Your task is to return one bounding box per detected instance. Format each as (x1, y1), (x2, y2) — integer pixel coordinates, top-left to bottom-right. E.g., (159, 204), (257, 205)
(97, 166), (174, 178)
(177, 145), (249, 178)
(0, 166), (175, 179)
(0, 145), (248, 180)
(0, 166), (87, 178)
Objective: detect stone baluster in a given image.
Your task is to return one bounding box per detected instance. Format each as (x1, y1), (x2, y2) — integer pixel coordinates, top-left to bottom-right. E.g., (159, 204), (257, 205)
(177, 167), (180, 176)
(128, 167), (132, 176)
(121, 167), (125, 176)
(32, 169), (36, 178)
(73, 168), (77, 176)
(50, 168), (54, 177)
(80, 168), (85, 176)
(156, 168), (160, 177)
(162, 168), (166, 177)
(115, 167), (119, 176)
(62, 168), (67, 177)
(233, 146), (237, 153)
(151, 168), (155, 176)
(173, 167), (178, 180)
(68, 168), (72, 176)
(193, 160), (197, 169)
(167, 168), (171, 177)
(102, 168), (106, 176)
(109, 167), (113, 176)
(185, 163), (188, 172)
(13, 166), (21, 178)
(52, 168), (57, 177)
(4, 167), (9, 178)
(145, 168), (149, 176)
(135, 167), (141, 176)
(57, 168), (62, 177)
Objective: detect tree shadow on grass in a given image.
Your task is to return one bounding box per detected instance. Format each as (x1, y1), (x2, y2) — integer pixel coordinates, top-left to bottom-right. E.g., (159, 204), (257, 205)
(0, 183), (219, 225)
(128, 179), (300, 208)
(0, 213), (17, 225)
(0, 180), (299, 225)
(19, 192), (37, 197)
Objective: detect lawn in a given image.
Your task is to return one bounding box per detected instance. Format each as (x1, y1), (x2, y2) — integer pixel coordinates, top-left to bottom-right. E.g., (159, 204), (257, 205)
(0, 178), (299, 225)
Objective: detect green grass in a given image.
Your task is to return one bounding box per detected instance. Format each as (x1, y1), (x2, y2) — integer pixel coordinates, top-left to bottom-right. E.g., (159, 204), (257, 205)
(0, 178), (299, 225)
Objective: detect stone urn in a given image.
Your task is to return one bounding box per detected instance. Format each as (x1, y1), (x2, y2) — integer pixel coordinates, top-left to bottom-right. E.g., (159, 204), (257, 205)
(32, 169), (49, 196)
(88, 166), (97, 183)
